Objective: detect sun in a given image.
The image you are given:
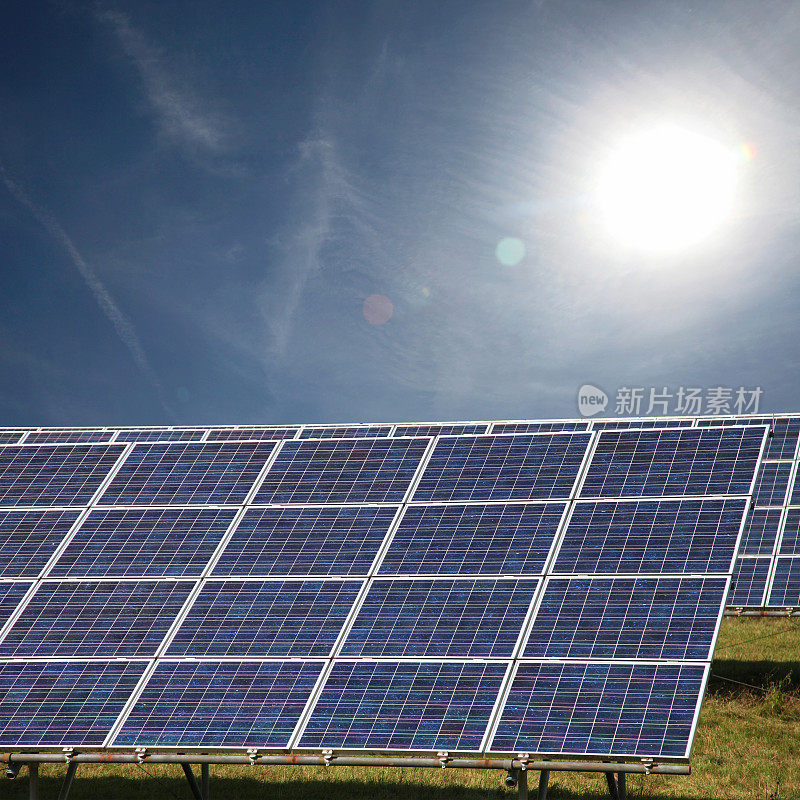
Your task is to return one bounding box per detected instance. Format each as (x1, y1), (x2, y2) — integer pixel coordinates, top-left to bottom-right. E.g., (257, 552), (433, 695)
(596, 125), (739, 253)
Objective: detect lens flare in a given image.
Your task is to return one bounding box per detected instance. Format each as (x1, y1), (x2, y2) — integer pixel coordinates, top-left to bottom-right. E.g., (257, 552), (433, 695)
(363, 294), (393, 325)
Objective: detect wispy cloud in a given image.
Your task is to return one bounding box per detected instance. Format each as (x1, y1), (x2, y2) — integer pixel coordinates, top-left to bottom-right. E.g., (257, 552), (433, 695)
(0, 161), (175, 418)
(97, 6), (226, 151)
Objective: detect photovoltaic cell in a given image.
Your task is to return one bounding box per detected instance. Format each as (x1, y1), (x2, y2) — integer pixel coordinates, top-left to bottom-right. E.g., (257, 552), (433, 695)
(591, 419), (693, 430)
(490, 422), (589, 434)
(779, 509), (800, 555)
(166, 580), (362, 657)
(206, 427), (299, 441)
(23, 430), (113, 444)
(554, 499), (747, 575)
(728, 558), (770, 606)
(379, 503), (566, 576)
(393, 424), (489, 437)
(767, 557), (800, 606)
(114, 429), (205, 443)
(412, 433), (591, 502)
(0, 661), (147, 746)
(114, 661), (323, 748)
(340, 578), (539, 658)
(0, 432), (23, 445)
(49, 508), (237, 578)
(580, 427), (765, 498)
(0, 444), (125, 507)
(698, 417), (800, 460)
(740, 508), (781, 556)
(299, 661), (506, 751)
(0, 582), (32, 626)
(98, 442), (275, 506)
(790, 472), (800, 506)
(0, 509), (81, 578)
(0, 581), (194, 657)
(213, 506), (398, 577)
(490, 662), (706, 758)
(523, 577), (726, 660)
(254, 438), (429, 505)
(752, 462), (792, 507)
(300, 426), (393, 439)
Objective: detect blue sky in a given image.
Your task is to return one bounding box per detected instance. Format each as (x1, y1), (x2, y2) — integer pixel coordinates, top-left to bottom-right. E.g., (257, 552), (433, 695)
(1, 1), (799, 426)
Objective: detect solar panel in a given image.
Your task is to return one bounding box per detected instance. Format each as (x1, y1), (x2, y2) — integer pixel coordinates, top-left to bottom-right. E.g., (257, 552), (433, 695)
(489, 662), (706, 758)
(49, 508), (237, 578)
(0, 432), (23, 445)
(379, 502), (566, 576)
(779, 508), (800, 554)
(490, 422), (589, 433)
(0, 661), (147, 746)
(0, 581), (32, 626)
(212, 506), (398, 577)
(698, 416), (800, 459)
(165, 580), (363, 657)
(579, 427), (766, 498)
(767, 557), (800, 605)
(591, 419), (693, 430)
(0, 509), (82, 577)
(254, 438), (429, 504)
(206, 427), (300, 441)
(728, 558), (770, 606)
(0, 444), (125, 507)
(114, 429), (205, 442)
(300, 425), (393, 439)
(740, 508), (782, 555)
(394, 423), (489, 437)
(98, 442), (275, 506)
(339, 578), (540, 658)
(412, 433), (591, 502)
(298, 661), (507, 751)
(23, 430), (114, 444)
(752, 462), (792, 506)
(114, 661), (323, 748)
(0, 581), (194, 657)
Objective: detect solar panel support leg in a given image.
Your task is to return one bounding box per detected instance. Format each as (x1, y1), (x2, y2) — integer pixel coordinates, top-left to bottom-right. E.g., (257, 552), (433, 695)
(182, 764), (203, 800)
(29, 763), (39, 800)
(604, 771), (619, 800)
(617, 771), (626, 800)
(201, 762), (210, 800)
(57, 761), (78, 800)
(536, 769), (549, 800)
(517, 768), (528, 800)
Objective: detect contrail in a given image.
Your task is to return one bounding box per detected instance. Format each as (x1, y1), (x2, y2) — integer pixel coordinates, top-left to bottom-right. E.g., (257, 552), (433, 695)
(0, 161), (175, 418)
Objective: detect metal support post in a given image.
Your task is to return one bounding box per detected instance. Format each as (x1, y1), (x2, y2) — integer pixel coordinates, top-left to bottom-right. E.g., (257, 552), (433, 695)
(536, 770), (549, 800)
(517, 768), (528, 800)
(182, 763), (203, 800)
(201, 762), (210, 800)
(605, 771), (619, 800)
(617, 771), (626, 800)
(29, 763), (39, 800)
(56, 762), (78, 800)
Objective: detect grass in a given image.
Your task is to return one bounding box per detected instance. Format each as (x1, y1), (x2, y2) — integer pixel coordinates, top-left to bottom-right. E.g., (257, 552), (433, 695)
(5, 618), (800, 800)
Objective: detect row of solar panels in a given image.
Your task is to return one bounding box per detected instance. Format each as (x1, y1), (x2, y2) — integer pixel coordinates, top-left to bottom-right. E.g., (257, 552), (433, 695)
(0, 424), (763, 758)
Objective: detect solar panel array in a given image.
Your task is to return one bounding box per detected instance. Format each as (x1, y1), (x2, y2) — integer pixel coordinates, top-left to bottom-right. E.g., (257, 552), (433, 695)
(0, 416), (774, 762)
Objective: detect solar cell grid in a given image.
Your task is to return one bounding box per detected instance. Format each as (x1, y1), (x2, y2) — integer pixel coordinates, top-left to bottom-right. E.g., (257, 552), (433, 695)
(767, 557), (800, 606)
(24, 430), (113, 444)
(0, 661), (147, 746)
(779, 509), (800, 555)
(740, 508), (782, 556)
(393, 423), (489, 437)
(412, 433), (591, 502)
(0, 432), (23, 445)
(166, 579), (362, 657)
(49, 508), (237, 578)
(728, 558), (770, 606)
(0, 580), (195, 657)
(580, 427), (766, 499)
(98, 441), (275, 506)
(490, 422), (589, 434)
(114, 661), (323, 748)
(379, 502), (566, 576)
(553, 498), (747, 575)
(340, 578), (539, 658)
(523, 577), (727, 661)
(206, 427), (300, 441)
(299, 661), (507, 752)
(114, 429), (205, 443)
(0, 582), (32, 629)
(0, 444), (125, 507)
(591, 419), (692, 430)
(212, 506), (398, 577)
(490, 662), (706, 758)
(0, 509), (81, 577)
(752, 462), (792, 507)
(254, 438), (429, 505)
(697, 417), (800, 460)
(300, 426), (393, 439)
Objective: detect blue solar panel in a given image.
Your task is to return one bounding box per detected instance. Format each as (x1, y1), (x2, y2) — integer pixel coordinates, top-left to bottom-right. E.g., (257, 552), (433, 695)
(394, 424), (489, 437)
(379, 502), (566, 576)
(0, 432), (23, 445)
(490, 662), (706, 758)
(254, 438), (429, 505)
(412, 433), (591, 502)
(740, 508), (782, 556)
(300, 426), (393, 439)
(789, 472), (800, 506)
(166, 580), (362, 657)
(0, 661), (147, 746)
(728, 558), (770, 606)
(591, 419), (693, 430)
(114, 660), (323, 748)
(114, 429), (205, 442)
(299, 661), (506, 751)
(213, 506), (397, 577)
(491, 422), (589, 433)
(49, 508), (237, 578)
(523, 577), (726, 660)
(554, 499), (747, 575)
(0, 582), (32, 626)
(206, 427), (300, 441)
(580, 427), (765, 498)
(0, 444), (125, 507)
(767, 557), (800, 605)
(340, 578), (539, 658)
(0, 509), (81, 577)
(698, 417), (800, 460)
(0, 581), (194, 657)
(779, 509), (800, 555)
(24, 430), (113, 444)
(98, 442), (275, 506)
(752, 462), (792, 506)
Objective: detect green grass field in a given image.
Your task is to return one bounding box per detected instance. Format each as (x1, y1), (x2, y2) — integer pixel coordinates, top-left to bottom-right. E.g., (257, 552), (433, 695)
(5, 618), (800, 800)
